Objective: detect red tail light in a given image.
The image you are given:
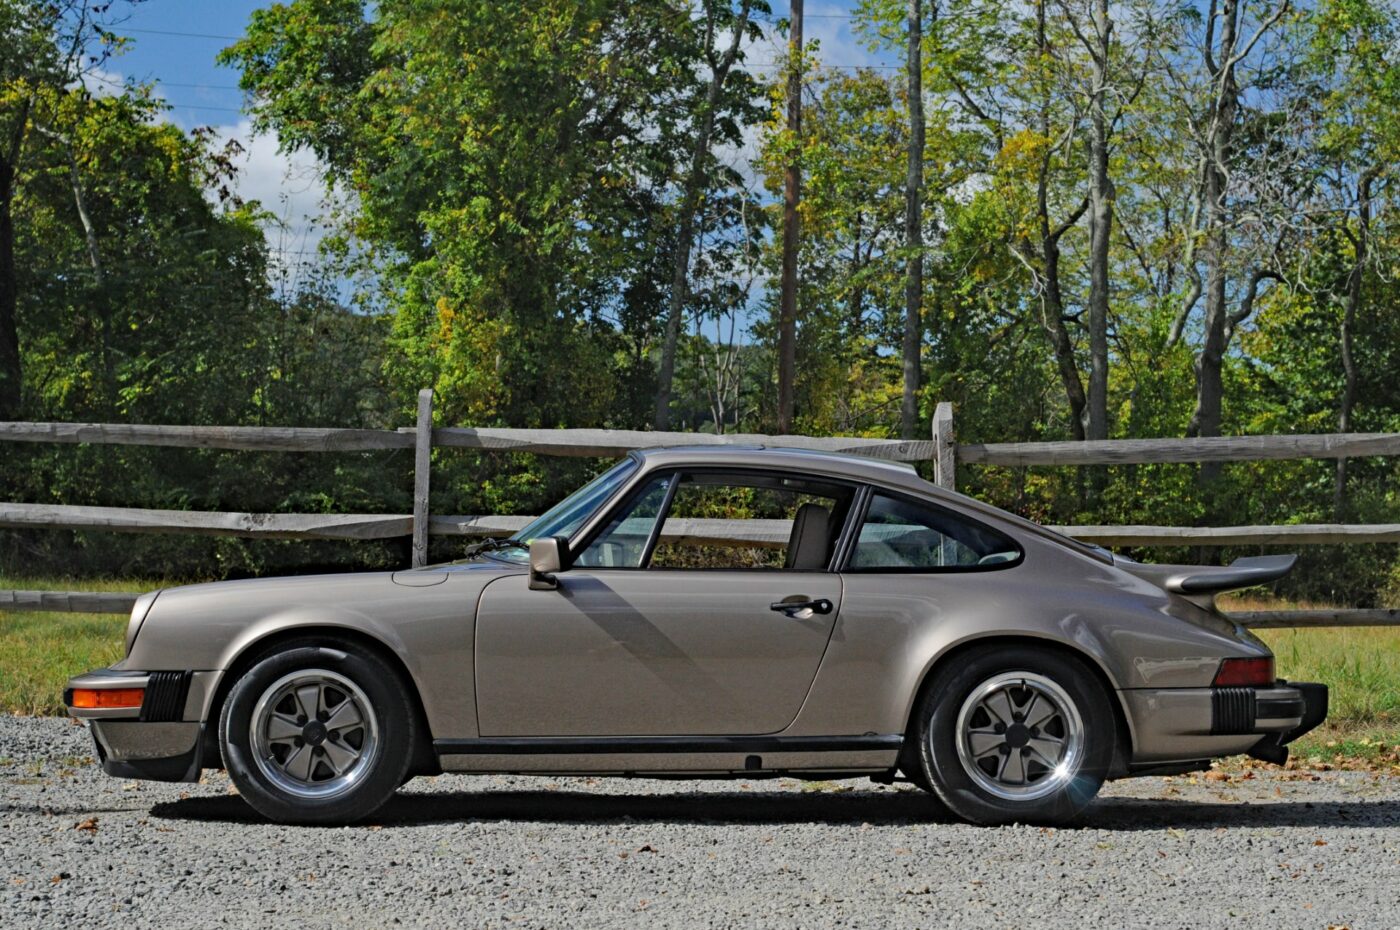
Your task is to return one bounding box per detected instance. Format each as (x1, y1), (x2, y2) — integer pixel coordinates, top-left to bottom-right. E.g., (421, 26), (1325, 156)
(1213, 657), (1275, 687)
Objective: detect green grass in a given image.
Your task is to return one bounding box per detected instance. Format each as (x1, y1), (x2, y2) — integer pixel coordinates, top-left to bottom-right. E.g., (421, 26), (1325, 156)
(1221, 593), (1400, 763)
(1258, 625), (1400, 724)
(0, 576), (168, 715)
(1256, 625), (1400, 762)
(3, 578), (1397, 768)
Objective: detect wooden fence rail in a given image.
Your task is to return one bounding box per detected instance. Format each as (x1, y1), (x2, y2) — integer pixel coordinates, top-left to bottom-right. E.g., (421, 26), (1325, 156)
(7, 418), (1397, 466)
(2, 501), (1398, 547)
(961, 432), (1400, 467)
(0, 421), (412, 452)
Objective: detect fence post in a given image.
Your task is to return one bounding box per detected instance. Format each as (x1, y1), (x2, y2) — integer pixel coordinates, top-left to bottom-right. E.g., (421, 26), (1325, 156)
(932, 401), (955, 491)
(411, 388), (434, 568)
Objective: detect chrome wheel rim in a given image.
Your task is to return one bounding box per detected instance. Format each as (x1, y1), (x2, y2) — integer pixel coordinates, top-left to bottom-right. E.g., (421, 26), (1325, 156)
(250, 669), (380, 800)
(951, 671), (1085, 802)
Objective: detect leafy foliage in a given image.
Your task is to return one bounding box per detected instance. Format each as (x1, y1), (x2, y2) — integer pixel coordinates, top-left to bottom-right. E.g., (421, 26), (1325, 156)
(0, 0), (1396, 602)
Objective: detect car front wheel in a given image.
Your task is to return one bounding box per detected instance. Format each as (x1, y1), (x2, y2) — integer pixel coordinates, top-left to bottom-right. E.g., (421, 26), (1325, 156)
(219, 639), (416, 824)
(911, 645), (1115, 825)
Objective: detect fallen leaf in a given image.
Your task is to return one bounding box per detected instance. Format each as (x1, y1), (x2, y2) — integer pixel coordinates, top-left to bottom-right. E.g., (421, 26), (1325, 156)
(74, 818), (98, 833)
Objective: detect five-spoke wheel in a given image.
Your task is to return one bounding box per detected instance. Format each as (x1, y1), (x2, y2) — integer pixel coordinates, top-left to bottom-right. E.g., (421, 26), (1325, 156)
(955, 672), (1085, 801)
(251, 670), (380, 799)
(219, 639), (415, 824)
(909, 645), (1114, 824)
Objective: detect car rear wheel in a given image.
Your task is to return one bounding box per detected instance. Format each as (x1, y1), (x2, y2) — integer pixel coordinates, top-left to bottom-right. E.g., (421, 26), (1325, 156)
(911, 645), (1114, 825)
(219, 640), (415, 824)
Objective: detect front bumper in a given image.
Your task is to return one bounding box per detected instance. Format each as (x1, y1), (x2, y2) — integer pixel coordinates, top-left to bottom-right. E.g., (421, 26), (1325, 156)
(65, 667), (216, 783)
(1123, 679), (1328, 766)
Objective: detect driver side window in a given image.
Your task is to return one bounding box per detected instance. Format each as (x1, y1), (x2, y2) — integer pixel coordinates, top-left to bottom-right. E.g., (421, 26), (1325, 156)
(574, 470), (854, 571)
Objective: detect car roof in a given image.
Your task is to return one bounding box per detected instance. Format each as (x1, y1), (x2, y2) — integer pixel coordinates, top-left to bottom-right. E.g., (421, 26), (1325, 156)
(629, 445), (928, 491)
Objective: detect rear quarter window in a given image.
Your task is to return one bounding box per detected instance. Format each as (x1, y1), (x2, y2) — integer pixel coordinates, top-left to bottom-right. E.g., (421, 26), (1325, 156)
(847, 492), (1022, 572)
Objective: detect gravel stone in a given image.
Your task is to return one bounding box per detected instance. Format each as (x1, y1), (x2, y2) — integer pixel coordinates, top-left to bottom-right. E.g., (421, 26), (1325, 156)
(3, 715), (1399, 928)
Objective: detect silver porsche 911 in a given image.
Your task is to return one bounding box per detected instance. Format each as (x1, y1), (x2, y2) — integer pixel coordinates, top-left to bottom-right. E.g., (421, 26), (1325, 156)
(65, 447), (1326, 825)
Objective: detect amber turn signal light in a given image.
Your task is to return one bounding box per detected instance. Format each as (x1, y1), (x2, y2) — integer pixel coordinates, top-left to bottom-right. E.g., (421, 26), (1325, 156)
(70, 688), (145, 709)
(1212, 657), (1275, 687)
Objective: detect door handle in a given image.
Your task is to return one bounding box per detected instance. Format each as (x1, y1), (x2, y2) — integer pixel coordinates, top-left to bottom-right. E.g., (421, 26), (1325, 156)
(769, 598), (834, 617)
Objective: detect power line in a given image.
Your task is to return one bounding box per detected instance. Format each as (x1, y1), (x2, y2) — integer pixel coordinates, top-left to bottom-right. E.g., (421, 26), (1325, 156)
(93, 74), (244, 93)
(117, 27), (242, 40)
(747, 61), (901, 69)
(157, 81), (243, 91)
(166, 103), (246, 113)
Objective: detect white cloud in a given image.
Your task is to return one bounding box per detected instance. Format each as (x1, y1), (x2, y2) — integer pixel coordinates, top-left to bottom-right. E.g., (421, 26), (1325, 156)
(208, 119), (328, 256)
(76, 67), (332, 281)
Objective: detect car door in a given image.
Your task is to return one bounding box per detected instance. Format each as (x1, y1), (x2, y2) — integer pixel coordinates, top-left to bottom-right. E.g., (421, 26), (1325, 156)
(473, 469), (855, 737)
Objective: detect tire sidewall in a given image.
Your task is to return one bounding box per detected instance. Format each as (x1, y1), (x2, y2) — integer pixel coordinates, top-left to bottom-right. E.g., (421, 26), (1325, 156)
(915, 646), (1115, 825)
(219, 642), (413, 824)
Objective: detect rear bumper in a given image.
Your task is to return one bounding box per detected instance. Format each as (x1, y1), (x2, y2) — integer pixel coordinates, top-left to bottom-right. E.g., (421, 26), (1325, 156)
(1124, 679), (1328, 765)
(65, 667), (211, 783)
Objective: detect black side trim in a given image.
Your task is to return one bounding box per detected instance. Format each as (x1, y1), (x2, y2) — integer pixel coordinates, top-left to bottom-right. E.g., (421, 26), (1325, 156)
(1281, 681), (1328, 745)
(1248, 681), (1329, 766)
(1257, 697), (1306, 720)
(433, 735), (904, 756)
(140, 671), (192, 723)
(1211, 687), (1256, 735)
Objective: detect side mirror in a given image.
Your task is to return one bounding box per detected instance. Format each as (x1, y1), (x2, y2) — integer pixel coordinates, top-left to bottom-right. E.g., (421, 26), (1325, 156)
(529, 536), (570, 590)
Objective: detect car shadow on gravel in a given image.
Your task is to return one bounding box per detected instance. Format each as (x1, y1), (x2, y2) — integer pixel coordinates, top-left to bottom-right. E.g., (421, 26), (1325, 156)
(146, 788), (1400, 831)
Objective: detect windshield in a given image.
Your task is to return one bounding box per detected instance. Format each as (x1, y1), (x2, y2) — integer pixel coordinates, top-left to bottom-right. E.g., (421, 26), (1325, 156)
(479, 457), (638, 562)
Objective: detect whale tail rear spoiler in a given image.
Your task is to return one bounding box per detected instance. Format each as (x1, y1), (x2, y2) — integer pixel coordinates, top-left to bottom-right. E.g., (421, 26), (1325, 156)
(1163, 554), (1298, 595)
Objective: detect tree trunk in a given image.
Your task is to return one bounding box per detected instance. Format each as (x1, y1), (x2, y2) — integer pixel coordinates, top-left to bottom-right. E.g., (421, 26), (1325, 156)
(655, 195), (700, 431)
(1027, 0), (1087, 442)
(776, 0), (802, 433)
(0, 101), (28, 419)
(654, 0), (752, 430)
(1085, 0), (1111, 444)
(1188, 0), (1239, 455)
(0, 158), (20, 419)
(900, 0), (924, 440)
(1042, 236), (1088, 442)
(65, 151), (114, 412)
(1335, 170), (1372, 519)
(848, 210), (866, 333)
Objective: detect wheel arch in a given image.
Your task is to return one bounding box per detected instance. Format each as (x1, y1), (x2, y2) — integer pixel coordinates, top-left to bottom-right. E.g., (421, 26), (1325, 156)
(901, 634), (1137, 775)
(203, 625), (439, 776)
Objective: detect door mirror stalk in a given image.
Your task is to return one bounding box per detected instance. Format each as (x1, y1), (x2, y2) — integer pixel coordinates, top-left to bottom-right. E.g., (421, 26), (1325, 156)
(529, 536), (570, 590)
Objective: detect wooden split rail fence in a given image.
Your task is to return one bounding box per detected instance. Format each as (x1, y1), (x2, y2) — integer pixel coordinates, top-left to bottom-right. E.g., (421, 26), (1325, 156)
(1, 393), (1396, 628)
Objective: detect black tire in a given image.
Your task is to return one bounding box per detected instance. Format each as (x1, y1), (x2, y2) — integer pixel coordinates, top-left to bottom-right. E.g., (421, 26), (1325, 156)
(219, 638), (417, 825)
(910, 645), (1115, 825)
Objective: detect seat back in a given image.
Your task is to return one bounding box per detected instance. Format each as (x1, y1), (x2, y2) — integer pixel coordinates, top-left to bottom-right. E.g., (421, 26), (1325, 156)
(784, 503), (832, 570)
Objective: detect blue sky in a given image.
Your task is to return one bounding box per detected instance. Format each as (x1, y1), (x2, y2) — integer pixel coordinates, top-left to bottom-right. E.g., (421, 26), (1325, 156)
(101, 1), (894, 294)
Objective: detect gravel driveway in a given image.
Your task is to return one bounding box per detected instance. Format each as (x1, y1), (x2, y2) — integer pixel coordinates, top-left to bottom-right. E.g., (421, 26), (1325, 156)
(3, 716), (1398, 929)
